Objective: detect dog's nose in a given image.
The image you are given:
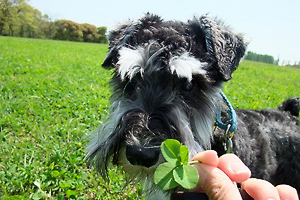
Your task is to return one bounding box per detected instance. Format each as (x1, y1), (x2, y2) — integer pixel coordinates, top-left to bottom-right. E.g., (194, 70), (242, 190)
(126, 145), (159, 168)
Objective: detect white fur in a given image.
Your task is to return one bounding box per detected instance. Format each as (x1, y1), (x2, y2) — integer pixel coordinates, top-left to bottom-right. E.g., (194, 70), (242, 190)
(169, 53), (207, 82)
(117, 47), (147, 81)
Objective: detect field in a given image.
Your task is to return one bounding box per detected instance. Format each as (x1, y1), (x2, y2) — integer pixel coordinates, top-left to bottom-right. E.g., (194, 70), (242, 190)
(0, 36), (299, 199)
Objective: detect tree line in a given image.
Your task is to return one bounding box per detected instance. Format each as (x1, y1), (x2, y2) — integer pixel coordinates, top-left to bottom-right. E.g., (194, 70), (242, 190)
(0, 0), (108, 43)
(245, 51), (300, 67)
(244, 51), (279, 65)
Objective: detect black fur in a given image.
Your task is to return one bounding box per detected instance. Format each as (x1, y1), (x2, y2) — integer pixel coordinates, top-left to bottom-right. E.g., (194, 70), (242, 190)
(278, 97), (300, 117)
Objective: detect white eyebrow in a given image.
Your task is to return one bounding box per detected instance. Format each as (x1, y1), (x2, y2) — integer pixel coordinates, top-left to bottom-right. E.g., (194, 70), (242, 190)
(117, 47), (147, 81)
(169, 52), (207, 82)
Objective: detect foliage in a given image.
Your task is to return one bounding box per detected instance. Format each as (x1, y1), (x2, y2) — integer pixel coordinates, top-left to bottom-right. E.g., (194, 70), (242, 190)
(53, 21), (107, 43)
(81, 23), (99, 43)
(154, 139), (199, 191)
(53, 20), (83, 42)
(244, 51), (279, 65)
(0, 0), (108, 43)
(0, 36), (299, 199)
(0, 0), (50, 38)
(97, 26), (108, 44)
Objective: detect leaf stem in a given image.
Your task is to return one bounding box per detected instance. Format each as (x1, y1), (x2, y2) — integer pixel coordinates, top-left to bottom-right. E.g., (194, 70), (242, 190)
(188, 160), (199, 165)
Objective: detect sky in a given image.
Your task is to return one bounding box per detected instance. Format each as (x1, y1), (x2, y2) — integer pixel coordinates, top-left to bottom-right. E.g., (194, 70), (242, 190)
(28, 0), (300, 64)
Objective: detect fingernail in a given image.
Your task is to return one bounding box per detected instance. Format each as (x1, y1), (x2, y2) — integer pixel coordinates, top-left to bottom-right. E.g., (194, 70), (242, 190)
(266, 198), (276, 200)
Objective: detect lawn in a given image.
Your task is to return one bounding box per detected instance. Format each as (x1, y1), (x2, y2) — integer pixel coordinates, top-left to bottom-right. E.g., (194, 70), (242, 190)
(224, 60), (300, 110)
(0, 37), (142, 199)
(0, 36), (299, 199)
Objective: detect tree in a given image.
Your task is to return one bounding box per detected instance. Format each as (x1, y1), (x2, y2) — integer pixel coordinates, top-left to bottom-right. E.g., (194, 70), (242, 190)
(53, 20), (83, 42)
(17, 3), (41, 37)
(36, 14), (56, 39)
(81, 23), (98, 42)
(97, 26), (108, 43)
(0, 0), (42, 37)
(244, 51), (276, 65)
(0, 0), (18, 35)
(0, 0), (108, 43)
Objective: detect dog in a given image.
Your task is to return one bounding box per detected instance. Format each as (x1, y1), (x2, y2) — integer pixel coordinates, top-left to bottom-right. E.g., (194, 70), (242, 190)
(86, 13), (300, 199)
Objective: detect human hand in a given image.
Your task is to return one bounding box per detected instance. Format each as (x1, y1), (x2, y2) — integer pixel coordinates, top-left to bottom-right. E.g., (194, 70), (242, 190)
(191, 150), (299, 200)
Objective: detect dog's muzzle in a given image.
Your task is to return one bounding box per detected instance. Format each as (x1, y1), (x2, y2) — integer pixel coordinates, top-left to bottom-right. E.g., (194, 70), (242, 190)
(120, 109), (175, 168)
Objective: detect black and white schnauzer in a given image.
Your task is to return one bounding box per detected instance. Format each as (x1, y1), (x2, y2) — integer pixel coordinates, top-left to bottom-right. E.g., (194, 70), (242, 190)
(87, 13), (300, 199)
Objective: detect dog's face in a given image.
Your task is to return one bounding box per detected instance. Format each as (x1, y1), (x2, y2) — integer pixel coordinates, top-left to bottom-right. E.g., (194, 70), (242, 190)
(87, 13), (246, 197)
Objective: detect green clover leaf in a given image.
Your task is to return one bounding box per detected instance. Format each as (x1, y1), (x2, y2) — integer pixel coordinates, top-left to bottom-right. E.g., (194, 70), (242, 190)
(161, 139), (181, 164)
(173, 165), (199, 189)
(154, 139), (199, 191)
(154, 162), (179, 190)
(180, 145), (189, 165)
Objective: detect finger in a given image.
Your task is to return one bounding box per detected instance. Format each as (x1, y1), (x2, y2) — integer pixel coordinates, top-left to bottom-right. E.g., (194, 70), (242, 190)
(194, 163), (242, 200)
(242, 178), (280, 200)
(218, 154), (251, 183)
(191, 150), (219, 167)
(276, 185), (299, 200)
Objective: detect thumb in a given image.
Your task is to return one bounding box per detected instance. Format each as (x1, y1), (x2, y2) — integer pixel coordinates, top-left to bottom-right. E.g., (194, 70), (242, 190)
(193, 163), (242, 200)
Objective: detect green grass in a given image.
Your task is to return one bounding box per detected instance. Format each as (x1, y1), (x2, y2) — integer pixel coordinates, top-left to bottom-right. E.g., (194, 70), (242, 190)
(0, 36), (143, 199)
(224, 60), (300, 110)
(0, 36), (299, 199)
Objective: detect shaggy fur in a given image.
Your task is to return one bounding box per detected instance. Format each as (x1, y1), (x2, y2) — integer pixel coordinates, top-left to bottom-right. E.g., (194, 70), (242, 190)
(86, 13), (300, 199)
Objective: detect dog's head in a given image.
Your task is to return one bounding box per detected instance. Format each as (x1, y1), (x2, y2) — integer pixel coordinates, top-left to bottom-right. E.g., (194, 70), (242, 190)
(87, 13), (246, 197)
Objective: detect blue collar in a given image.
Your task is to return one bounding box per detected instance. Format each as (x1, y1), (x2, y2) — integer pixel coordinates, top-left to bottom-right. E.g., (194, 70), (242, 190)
(215, 91), (237, 133)
(215, 91), (237, 153)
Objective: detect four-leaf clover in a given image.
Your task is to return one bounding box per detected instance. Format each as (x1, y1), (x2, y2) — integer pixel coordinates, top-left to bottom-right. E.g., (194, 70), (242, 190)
(154, 139), (199, 190)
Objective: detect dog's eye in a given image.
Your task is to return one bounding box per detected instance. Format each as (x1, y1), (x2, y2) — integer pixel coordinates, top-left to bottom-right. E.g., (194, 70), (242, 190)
(182, 81), (194, 92)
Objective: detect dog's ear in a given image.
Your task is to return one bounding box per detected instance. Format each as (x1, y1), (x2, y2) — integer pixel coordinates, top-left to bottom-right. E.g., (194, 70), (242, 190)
(102, 23), (136, 69)
(189, 16), (247, 81)
(102, 13), (163, 69)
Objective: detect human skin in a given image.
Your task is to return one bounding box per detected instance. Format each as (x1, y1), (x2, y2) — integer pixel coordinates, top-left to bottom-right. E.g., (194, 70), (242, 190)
(191, 151), (299, 200)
